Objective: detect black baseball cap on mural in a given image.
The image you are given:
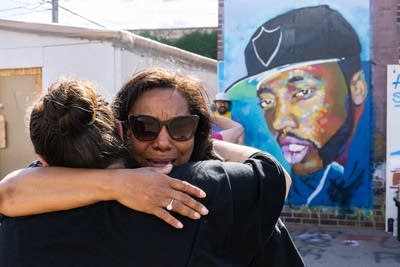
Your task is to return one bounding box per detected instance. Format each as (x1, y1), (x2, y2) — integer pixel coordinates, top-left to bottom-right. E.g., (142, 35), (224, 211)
(225, 5), (361, 99)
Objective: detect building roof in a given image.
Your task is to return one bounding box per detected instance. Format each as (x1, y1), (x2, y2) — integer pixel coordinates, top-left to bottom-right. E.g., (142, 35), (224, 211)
(0, 19), (216, 71)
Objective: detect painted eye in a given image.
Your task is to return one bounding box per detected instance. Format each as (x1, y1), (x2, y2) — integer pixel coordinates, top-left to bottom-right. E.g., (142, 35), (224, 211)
(293, 88), (315, 98)
(259, 99), (274, 110)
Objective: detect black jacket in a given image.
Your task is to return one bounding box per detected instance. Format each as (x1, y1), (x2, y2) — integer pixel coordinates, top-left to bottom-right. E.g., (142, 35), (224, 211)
(0, 156), (303, 266)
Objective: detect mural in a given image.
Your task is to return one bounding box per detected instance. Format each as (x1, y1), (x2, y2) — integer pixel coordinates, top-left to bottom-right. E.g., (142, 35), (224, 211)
(220, 1), (372, 208)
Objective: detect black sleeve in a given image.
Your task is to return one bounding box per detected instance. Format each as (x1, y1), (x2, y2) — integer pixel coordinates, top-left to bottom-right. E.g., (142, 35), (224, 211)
(178, 161), (235, 267)
(245, 153), (305, 267)
(172, 158), (287, 267)
(254, 218), (305, 267)
(246, 152), (287, 236)
(223, 152), (286, 266)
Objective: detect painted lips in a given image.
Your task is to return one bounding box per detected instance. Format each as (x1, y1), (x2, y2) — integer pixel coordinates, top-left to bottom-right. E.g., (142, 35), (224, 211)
(278, 135), (313, 164)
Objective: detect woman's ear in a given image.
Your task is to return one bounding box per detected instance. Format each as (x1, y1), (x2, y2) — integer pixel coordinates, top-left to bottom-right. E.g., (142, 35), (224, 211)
(38, 156), (49, 167)
(116, 120), (124, 141)
(350, 70), (368, 106)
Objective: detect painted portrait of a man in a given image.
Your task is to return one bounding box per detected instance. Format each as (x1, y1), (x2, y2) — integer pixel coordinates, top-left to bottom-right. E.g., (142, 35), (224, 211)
(222, 3), (372, 208)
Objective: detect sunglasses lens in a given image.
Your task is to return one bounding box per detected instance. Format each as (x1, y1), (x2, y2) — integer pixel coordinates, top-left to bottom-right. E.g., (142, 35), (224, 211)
(128, 115), (198, 141)
(130, 116), (160, 141)
(168, 116), (198, 141)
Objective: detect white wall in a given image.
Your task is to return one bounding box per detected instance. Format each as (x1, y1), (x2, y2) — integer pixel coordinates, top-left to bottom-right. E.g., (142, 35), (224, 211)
(386, 65), (400, 235)
(43, 42), (116, 100)
(120, 49), (217, 102)
(0, 30), (87, 49)
(0, 26), (217, 101)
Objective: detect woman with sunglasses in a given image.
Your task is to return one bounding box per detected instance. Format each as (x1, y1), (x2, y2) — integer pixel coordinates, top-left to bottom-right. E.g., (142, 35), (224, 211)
(1, 69), (302, 266)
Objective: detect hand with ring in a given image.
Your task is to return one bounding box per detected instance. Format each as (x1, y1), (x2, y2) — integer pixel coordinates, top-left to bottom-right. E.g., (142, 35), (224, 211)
(111, 167), (209, 229)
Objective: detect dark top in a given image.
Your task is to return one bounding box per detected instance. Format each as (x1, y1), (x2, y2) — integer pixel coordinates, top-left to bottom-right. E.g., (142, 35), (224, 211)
(0, 155), (300, 267)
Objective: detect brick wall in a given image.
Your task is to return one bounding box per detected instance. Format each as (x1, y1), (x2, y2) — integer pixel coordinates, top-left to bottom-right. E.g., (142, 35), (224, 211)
(371, 0), (399, 140)
(217, 0), (224, 61)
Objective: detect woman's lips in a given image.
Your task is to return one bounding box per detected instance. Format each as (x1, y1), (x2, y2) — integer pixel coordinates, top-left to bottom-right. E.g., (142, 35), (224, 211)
(147, 160), (174, 173)
(147, 160), (175, 168)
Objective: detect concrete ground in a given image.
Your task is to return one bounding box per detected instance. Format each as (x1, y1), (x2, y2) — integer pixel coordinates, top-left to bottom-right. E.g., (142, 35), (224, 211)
(286, 223), (400, 267)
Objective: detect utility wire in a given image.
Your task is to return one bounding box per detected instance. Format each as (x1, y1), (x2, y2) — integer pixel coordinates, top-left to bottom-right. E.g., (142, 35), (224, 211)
(1, 0), (106, 28)
(0, 8), (48, 19)
(58, 5), (106, 28)
(0, 7), (25, 13)
(0, 1), (47, 17)
(43, 0), (106, 28)
(5, 0), (47, 10)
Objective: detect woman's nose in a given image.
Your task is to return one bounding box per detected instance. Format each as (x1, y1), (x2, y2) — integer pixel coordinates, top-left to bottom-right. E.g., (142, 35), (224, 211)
(152, 126), (172, 151)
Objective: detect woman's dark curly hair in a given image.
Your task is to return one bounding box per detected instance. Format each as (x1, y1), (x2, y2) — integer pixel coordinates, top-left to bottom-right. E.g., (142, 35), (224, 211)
(30, 78), (128, 168)
(112, 68), (218, 161)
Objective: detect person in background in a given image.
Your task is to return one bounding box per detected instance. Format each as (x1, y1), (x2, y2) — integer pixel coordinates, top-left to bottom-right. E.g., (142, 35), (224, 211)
(213, 92), (232, 118)
(0, 70), (303, 266)
(211, 92), (245, 144)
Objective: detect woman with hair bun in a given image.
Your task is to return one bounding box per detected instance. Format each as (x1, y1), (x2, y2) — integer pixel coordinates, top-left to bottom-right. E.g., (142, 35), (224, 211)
(29, 78), (128, 169)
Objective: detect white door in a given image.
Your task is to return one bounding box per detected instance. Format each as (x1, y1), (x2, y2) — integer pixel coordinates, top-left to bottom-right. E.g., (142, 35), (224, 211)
(0, 68), (41, 179)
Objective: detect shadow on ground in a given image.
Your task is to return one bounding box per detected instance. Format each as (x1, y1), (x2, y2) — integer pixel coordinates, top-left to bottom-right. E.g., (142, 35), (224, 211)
(286, 223), (400, 267)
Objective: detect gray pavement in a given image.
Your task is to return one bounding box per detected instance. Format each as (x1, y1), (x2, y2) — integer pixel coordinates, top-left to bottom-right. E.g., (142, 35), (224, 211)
(286, 223), (400, 267)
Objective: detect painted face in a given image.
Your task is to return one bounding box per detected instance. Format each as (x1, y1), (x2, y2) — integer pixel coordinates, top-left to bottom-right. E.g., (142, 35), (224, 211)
(214, 100), (230, 115)
(127, 88), (195, 168)
(258, 62), (349, 175)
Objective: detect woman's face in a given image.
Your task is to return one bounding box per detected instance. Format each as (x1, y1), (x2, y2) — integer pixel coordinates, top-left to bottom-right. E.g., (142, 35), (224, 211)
(127, 88), (195, 168)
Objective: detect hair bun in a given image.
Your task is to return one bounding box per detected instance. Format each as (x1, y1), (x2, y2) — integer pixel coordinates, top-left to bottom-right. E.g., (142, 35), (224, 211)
(43, 79), (98, 135)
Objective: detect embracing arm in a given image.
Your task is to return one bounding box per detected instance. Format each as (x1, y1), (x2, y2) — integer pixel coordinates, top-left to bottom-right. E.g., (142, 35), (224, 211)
(212, 139), (291, 197)
(212, 139), (258, 163)
(0, 167), (208, 229)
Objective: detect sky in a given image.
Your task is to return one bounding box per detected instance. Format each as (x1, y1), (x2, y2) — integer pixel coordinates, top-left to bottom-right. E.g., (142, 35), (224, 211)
(0, 0), (218, 30)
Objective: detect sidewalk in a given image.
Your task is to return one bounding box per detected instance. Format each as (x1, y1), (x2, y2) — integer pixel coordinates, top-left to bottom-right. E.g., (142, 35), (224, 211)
(286, 223), (400, 267)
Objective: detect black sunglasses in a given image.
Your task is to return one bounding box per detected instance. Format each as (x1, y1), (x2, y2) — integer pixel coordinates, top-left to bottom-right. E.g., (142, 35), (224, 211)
(127, 114), (199, 141)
